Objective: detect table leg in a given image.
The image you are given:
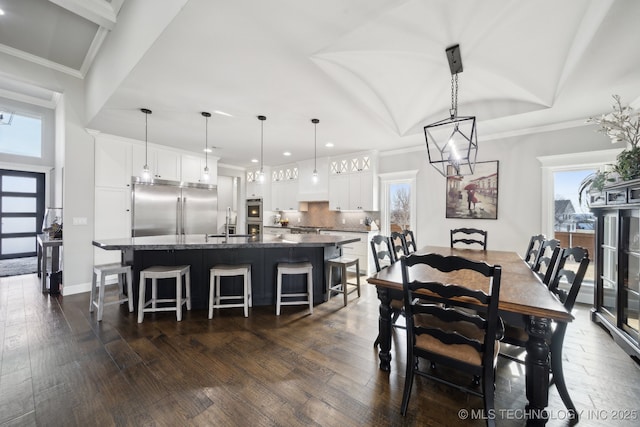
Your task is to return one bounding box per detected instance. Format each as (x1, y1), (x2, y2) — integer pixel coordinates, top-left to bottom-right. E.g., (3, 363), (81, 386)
(37, 243), (42, 278)
(524, 315), (552, 426)
(41, 246), (48, 293)
(376, 286), (393, 371)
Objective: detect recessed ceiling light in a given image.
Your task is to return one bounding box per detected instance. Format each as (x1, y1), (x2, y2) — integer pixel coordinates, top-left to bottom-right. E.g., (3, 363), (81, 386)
(283, 151), (291, 156)
(0, 9), (5, 16)
(251, 158), (258, 163)
(214, 110), (232, 117)
(203, 148), (212, 153)
(325, 142), (334, 148)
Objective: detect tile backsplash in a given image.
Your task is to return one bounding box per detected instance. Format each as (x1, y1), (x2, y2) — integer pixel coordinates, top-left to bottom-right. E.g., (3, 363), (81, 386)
(275, 202), (379, 230)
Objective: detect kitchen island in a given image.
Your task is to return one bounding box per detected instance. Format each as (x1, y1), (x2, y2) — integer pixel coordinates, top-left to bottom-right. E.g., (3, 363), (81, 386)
(93, 233), (360, 311)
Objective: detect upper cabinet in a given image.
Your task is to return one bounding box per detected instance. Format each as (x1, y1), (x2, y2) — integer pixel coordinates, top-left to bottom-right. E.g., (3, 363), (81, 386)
(297, 157), (329, 201)
(181, 154), (218, 184)
(132, 144), (180, 181)
(95, 136), (132, 189)
(328, 152), (378, 211)
(271, 164), (299, 211)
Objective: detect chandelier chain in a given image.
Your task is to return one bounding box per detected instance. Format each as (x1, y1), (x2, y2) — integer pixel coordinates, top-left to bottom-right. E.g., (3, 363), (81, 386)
(450, 73), (459, 118)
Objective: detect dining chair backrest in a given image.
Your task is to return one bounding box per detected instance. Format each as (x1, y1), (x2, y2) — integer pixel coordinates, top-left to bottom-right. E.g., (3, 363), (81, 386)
(450, 228), (488, 250)
(370, 235), (396, 272)
(532, 238), (560, 282)
(524, 234), (546, 268)
(547, 246), (590, 311)
(399, 252), (502, 423)
(390, 231), (409, 260)
(403, 229), (417, 254)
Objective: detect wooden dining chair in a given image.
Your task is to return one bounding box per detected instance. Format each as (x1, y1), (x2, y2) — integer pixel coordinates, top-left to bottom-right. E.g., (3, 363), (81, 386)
(450, 228), (488, 250)
(524, 234), (546, 268)
(402, 229), (417, 254)
(390, 231), (409, 260)
(370, 235), (405, 346)
(532, 238), (561, 283)
(400, 253), (502, 427)
(500, 246), (590, 419)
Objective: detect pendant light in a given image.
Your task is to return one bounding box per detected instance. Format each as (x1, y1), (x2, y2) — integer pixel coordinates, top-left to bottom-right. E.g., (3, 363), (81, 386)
(424, 44), (478, 178)
(140, 108), (152, 180)
(311, 118), (319, 183)
(201, 111), (211, 181)
(257, 115), (266, 182)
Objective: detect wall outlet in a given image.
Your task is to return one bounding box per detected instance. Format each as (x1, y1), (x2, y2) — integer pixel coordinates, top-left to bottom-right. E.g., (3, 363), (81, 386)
(72, 217), (88, 225)
(297, 217), (300, 222)
(359, 219), (363, 225)
(342, 218), (346, 224)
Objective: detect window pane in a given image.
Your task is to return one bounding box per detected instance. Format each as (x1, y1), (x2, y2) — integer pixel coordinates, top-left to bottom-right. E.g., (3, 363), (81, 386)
(0, 113), (42, 158)
(2, 217), (36, 233)
(389, 183), (410, 232)
(1, 236), (35, 254)
(2, 196), (36, 213)
(2, 176), (37, 193)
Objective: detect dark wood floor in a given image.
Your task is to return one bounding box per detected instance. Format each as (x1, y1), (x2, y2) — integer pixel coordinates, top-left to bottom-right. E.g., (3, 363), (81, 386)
(1, 273), (639, 426)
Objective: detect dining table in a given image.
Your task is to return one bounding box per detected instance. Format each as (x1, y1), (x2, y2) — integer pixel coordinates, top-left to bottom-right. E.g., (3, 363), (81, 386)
(367, 245), (573, 426)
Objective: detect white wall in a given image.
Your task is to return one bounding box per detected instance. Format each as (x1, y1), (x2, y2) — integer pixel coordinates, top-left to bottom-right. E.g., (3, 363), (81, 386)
(379, 124), (619, 258)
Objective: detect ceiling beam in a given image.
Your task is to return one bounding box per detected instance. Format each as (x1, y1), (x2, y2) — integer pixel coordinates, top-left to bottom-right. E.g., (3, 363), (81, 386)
(48, 0), (117, 30)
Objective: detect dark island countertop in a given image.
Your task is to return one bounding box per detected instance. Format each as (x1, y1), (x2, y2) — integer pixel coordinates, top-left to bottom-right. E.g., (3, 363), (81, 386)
(92, 233), (360, 251)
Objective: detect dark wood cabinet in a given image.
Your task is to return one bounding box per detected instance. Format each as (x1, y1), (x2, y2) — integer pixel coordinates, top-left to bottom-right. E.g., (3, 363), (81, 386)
(590, 178), (640, 361)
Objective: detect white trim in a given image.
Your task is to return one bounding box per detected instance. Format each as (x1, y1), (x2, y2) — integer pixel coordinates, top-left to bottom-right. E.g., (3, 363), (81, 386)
(0, 87), (58, 109)
(62, 281), (91, 296)
(48, 0), (117, 30)
(0, 43), (83, 79)
(380, 171), (417, 237)
(80, 27), (109, 77)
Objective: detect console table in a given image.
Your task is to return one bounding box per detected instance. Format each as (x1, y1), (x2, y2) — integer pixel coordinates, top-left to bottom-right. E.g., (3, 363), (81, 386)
(37, 234), (63, 293)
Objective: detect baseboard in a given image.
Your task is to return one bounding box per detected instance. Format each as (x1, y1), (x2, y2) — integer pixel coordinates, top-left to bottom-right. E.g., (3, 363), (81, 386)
(62, 281), (91, 296)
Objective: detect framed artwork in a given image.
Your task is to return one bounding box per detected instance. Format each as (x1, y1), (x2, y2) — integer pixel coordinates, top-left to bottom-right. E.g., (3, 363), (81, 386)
(446, 160), (499, 219)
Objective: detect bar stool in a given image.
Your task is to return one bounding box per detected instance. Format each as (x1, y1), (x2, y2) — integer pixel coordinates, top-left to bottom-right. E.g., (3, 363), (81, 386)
(90, 263), (134, 321)
(138, 265), (191, 323)
(326, 257), (361, 306)
(276, 262), (313, 315)
(209, 264), (252, 318)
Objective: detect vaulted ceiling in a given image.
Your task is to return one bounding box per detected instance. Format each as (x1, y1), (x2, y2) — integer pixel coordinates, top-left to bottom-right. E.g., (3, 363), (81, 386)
(1, 0), (639, 167)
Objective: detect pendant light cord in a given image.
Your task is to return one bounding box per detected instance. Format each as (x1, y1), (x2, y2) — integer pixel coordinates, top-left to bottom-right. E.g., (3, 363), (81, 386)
(449, 73), (459, 119)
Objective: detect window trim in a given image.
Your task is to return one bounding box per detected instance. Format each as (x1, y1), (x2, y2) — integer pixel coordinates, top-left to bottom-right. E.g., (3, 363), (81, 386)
(379, 170), (418, 237)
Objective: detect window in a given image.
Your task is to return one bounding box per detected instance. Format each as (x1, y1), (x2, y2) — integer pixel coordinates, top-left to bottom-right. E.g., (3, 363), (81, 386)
(0, 112), (43, 158)
(380, 171), (417, 237)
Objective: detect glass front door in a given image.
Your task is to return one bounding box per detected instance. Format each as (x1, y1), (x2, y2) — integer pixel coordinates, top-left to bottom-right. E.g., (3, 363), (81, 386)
(0, 169), (45, 259)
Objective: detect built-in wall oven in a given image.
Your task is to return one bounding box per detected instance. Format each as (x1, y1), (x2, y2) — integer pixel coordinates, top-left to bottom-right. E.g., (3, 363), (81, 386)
(246, 198), (263, 235)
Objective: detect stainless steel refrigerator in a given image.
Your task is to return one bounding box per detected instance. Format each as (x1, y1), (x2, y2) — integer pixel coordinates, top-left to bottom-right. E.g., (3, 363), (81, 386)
(132, 178), (218, 237)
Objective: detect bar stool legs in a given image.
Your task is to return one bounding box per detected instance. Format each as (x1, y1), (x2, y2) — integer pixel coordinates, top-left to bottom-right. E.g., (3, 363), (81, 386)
(276, 262), (313, 315)
(90, 263), (134, 321)
(138, 265), (191, 323)
(326, 257), (361, 306)
(209, 264), (252, 318)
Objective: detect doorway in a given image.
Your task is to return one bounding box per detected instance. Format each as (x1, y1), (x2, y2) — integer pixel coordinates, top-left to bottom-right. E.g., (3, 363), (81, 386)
(0, 169), (45, 260)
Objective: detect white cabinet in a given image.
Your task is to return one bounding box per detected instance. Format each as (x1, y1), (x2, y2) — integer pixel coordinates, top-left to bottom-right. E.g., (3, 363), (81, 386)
(297, 157), (329, 201)
(328, 152), (378, 211)
(95, 137), (132, 188)
(322, 230), (377, 274)
(132, 144), (181, 181)
(94, 187), (131, 265)
(181, 154), (218, 184)
(329, 174), (349, 210)
(271, 165), (299, 211)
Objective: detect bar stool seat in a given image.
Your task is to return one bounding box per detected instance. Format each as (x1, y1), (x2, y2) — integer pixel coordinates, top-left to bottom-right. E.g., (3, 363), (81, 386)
(90, 263), (133, 321)
(326, 256), (361, 306)
(209, 264), (252, 318)
(276, 262), (313, 315)
(138, 265), (191, 323)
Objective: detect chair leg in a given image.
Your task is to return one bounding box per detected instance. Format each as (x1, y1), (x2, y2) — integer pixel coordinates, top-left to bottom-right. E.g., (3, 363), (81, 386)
(355, 261), (361, 297)
(550, 325), (578, 420)
(97, 273), (106, 321)
(89, 271), (97, 313)
(307, 269), (313, 314)
(175, 273), (182, 321)
(137, 273), (146, 323)
(243, 271), (249, 318)
(185, 270), (192, 311)
(126, 269), (134, 312)
(483, 368), (497, 427)
(208, 273), (215, 319)
(248, 268), (252, 307)
(151, 278), (157, 309)
(276, 271), (282, 315)
(400, 348), (415, 415)
(342, 266), (348, 307)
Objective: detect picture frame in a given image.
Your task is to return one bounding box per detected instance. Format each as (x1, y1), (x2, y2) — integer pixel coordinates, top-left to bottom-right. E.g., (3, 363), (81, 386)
(446, 160), (499, 219)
